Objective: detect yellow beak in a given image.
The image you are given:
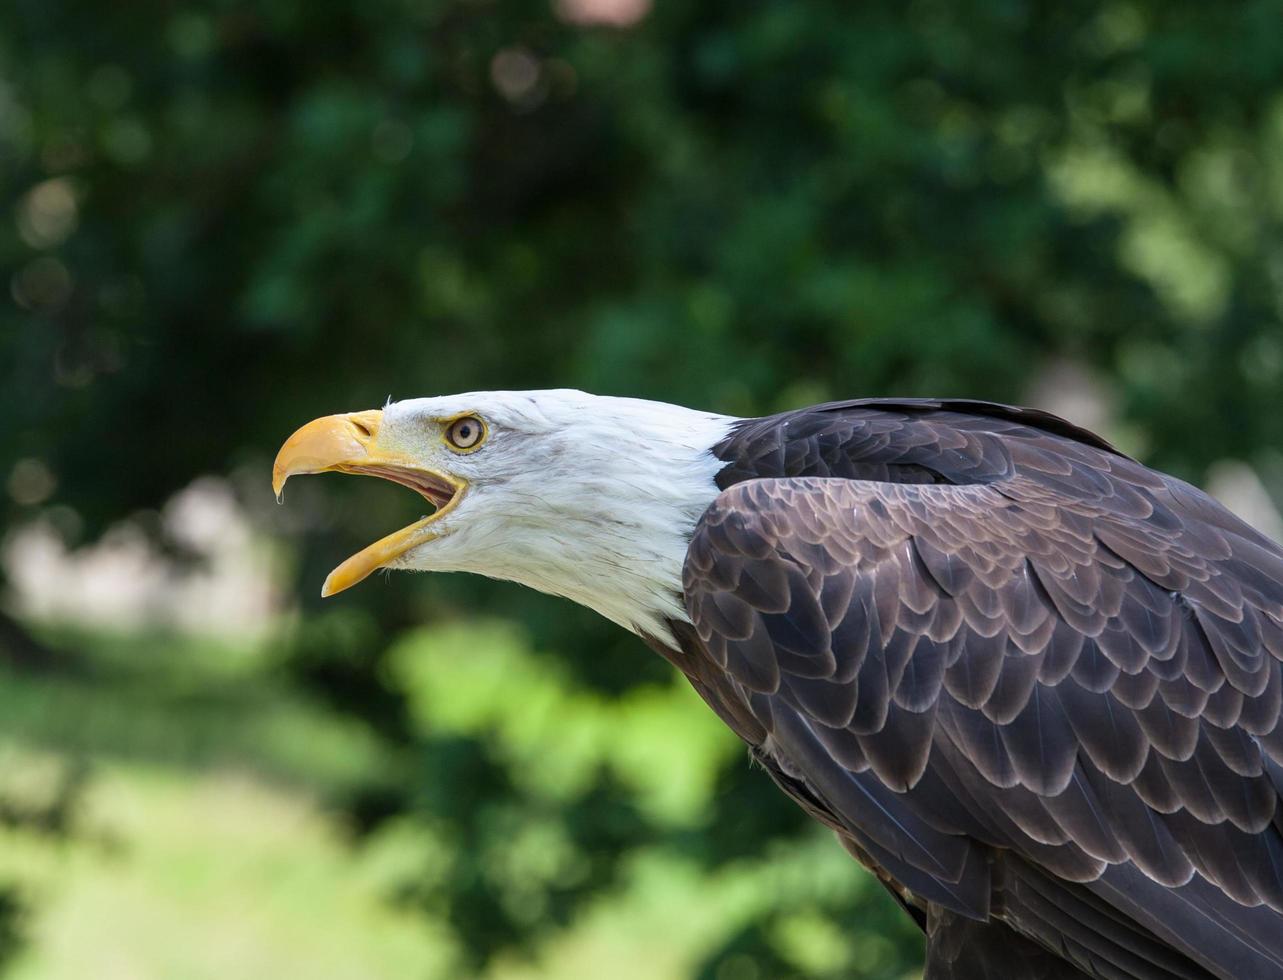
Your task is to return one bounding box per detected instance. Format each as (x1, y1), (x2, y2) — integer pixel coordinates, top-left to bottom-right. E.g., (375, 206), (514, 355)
(273, 410), (462, 597)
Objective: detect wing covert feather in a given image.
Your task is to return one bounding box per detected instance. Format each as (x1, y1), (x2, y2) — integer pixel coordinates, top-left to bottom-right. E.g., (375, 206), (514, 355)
(682, 465), (1283, 979)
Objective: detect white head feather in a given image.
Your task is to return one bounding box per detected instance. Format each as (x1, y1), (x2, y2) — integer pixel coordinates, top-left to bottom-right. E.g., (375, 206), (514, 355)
(379, 389), (736, 640)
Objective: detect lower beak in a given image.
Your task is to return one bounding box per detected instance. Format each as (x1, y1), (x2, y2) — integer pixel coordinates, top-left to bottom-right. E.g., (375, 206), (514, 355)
(272, 410), (462, 596)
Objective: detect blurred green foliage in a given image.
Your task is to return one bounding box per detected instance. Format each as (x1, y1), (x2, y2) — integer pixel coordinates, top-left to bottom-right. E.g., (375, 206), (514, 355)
(3, 0), (1283, 977)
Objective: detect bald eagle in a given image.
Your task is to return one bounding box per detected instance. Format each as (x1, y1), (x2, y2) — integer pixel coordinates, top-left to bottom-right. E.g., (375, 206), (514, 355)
(274, 392), (1283, 979)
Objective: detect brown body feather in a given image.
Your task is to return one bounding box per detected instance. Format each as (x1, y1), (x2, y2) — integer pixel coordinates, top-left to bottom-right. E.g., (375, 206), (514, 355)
(657, 399), (1283, 979)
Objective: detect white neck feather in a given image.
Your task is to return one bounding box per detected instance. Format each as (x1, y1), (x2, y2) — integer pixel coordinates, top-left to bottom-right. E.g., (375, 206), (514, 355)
(485, 399), (734, 640)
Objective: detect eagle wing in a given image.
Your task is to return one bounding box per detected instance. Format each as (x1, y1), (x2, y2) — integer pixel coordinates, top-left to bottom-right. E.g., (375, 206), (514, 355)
(682, 463), (1283, 979)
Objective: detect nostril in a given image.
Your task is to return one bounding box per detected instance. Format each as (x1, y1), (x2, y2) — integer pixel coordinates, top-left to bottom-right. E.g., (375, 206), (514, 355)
(351, 419), (373, 438)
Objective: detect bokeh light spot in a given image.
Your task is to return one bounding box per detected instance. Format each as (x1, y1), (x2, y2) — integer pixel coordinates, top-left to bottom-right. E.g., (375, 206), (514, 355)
(17, 177), (78, 249)
(169, 13), (215, 60)
(555, 0), (651, 28)
(490, 47), (547, 110)
(11, 256), (72, 312)
(101, 117), (152, 165)
(8, 458), (57, 507)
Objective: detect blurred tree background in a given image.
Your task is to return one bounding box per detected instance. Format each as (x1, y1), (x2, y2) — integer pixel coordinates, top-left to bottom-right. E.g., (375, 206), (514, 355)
(2, 0), (1283, 977)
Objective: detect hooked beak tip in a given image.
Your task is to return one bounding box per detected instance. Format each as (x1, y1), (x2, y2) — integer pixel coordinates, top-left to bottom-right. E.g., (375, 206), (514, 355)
(320, 572), (341, 599)
(271, 410), (383, 499)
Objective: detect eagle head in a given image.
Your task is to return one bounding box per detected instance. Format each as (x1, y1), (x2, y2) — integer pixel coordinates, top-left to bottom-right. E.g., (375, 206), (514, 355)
(273, 389), (732, 637)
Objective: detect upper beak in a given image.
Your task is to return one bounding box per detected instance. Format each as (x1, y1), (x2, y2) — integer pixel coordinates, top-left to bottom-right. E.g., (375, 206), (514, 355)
(272, 410), (387, 498)
(273, 410), (462, 597)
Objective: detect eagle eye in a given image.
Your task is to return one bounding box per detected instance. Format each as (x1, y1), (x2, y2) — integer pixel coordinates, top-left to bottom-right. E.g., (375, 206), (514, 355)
(445, 415), (485, 451)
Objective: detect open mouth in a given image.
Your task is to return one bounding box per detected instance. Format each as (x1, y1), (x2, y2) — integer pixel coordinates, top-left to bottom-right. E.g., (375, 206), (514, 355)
(348, 464), (458, 511)
(272, 410), (464, 597)
(317, 465), (465, 597)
